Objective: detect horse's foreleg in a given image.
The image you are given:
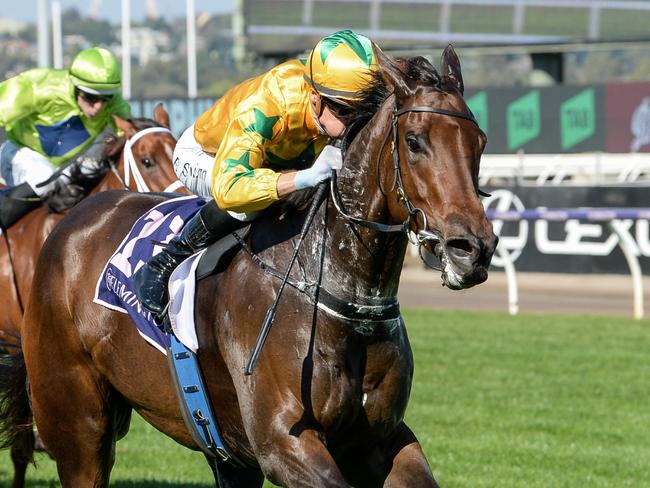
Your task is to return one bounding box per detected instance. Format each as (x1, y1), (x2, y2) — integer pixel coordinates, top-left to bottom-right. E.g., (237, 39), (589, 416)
(345, 422), (439, 488)
(256, 429), (349, 488)
(379, 423), (439, 488)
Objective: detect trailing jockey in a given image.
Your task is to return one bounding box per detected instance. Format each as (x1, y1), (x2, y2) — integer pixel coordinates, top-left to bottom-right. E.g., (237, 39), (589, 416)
(0, 46), (131, 229)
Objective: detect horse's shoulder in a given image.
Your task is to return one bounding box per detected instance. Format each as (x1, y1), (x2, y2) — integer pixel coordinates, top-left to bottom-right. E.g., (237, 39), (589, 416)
(248, 205), (308, 254)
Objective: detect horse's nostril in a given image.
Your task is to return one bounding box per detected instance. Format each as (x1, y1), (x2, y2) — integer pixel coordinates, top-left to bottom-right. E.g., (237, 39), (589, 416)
(447, 238), (475, 257)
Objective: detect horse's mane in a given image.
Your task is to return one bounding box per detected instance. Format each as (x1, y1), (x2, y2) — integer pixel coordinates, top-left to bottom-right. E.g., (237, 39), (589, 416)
(342, 55), (442, 146)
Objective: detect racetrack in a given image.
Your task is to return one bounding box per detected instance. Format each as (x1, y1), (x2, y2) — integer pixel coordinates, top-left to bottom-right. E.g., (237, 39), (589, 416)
(398, 264), (650, 318)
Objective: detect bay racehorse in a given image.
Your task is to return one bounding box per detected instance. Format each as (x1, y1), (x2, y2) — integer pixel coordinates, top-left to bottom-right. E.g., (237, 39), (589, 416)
(0, 46), (496, 487)
(0, 103), (185, 487)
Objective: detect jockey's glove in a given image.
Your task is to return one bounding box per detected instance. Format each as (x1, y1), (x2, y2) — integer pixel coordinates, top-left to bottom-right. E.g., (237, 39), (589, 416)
(294, 145), (343, 190)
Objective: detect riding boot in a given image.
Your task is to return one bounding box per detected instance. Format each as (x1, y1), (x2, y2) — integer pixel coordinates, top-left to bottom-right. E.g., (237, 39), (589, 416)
(133, 200), (246, 317)
(0, 183), (42, 230)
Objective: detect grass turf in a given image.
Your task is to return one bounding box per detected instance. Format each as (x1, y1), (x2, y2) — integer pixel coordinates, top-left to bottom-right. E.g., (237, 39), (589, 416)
(0, 309), (648, 487)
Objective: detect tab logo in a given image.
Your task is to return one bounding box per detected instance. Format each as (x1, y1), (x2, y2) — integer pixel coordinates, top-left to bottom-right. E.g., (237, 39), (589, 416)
(561, 88), (595, 150)
(507, 90), (540, 150)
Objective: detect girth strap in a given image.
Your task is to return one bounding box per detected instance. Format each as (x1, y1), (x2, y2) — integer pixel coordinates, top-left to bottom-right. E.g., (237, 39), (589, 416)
(315, 287), (401, 323)
(166, 333), (245, 467)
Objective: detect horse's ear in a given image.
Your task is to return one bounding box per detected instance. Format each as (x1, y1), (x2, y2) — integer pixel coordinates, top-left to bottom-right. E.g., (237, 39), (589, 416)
(374, 45), (412, 98)
(113, 115), (136, 139)
(441, 44), (464, 94)
(153, 103), (170, 129)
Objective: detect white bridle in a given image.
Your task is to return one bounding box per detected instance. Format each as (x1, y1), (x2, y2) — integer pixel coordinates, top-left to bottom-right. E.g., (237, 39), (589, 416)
(121, 126), (184, 193)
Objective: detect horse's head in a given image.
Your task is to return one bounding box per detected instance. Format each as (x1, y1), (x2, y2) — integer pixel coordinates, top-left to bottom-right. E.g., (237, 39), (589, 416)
(103, 104), (186, 193)
(372, 46), (497, 289)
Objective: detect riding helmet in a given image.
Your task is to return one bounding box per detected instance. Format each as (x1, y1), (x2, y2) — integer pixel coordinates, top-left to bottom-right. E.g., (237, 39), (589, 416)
(69, 47), (121, 95)
(303, 30), (377, 101)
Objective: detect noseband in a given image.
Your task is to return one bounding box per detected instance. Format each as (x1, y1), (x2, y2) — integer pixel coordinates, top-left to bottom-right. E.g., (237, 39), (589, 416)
(332, 99), (480, 249)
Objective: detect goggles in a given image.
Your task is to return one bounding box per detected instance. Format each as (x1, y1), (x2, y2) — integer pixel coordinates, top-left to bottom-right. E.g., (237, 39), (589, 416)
(323, 97), (354, 118)
(77, 88), (113, 104)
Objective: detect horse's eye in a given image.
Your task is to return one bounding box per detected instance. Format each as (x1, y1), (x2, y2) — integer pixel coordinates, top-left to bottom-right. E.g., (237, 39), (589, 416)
(141, 158), (153, 168)
(406, 134), (422, 153)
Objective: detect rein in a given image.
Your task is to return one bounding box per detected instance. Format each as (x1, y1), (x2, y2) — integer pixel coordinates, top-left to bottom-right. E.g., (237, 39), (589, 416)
(111, 126), (184, 193)
(244, 182), (330, 375)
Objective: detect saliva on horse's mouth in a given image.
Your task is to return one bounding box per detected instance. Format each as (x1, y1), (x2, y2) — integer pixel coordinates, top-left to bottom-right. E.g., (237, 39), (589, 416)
(418, 240), (445, 273)
(418, 240), (468, 290)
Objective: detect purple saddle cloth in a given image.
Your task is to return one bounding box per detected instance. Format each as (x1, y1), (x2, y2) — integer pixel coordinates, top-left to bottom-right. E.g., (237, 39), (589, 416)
(93, 195), (205, 353)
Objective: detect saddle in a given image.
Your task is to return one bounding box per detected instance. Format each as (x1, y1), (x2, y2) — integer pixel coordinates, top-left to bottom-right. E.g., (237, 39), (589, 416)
(164, 225), (250, 466)
(94, 194), (308, 466)
(196, 226), (250, 280)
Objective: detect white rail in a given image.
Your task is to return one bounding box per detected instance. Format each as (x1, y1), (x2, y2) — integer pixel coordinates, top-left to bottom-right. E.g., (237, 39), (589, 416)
(249, 0), (650, 45)
(487, 207), (649, 319)
(480, 153), (650, 186)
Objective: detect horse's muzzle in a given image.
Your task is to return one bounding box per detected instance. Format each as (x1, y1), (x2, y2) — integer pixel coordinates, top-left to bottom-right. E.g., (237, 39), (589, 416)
(436, 231), (498, 290)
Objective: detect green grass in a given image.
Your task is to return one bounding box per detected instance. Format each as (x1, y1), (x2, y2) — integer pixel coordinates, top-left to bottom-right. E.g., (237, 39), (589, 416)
(406, 310), (650, 487)
(1, 309), (649, 487)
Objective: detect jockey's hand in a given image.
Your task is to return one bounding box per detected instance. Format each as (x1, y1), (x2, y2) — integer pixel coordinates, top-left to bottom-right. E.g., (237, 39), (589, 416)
(294, 145), (343, 190)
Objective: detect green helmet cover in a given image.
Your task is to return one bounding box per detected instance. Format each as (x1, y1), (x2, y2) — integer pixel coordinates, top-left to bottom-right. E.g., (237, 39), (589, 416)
(69, 47), (121, 95)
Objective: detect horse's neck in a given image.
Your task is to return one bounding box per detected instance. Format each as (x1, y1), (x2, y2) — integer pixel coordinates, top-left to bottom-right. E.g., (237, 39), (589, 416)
(319, 107), (408, 303)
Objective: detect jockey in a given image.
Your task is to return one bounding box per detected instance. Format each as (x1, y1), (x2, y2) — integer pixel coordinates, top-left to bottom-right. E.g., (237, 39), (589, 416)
(134, 29), (377, 317)
(0, 46), (131, 228)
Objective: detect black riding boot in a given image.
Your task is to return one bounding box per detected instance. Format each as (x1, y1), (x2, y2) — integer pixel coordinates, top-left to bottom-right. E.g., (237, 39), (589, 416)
(0, 183), (42, 230)
(133, 200), (246, 317)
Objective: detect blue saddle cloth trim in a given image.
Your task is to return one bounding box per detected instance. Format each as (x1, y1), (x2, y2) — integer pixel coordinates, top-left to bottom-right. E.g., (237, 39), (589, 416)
(168, 333), (230, 461)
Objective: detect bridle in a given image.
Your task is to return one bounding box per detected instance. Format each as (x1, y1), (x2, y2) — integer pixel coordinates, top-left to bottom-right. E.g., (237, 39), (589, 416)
(331, 97), (480, 251)
(243, 96), (486, 341)
(111, 126), (184, 193)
